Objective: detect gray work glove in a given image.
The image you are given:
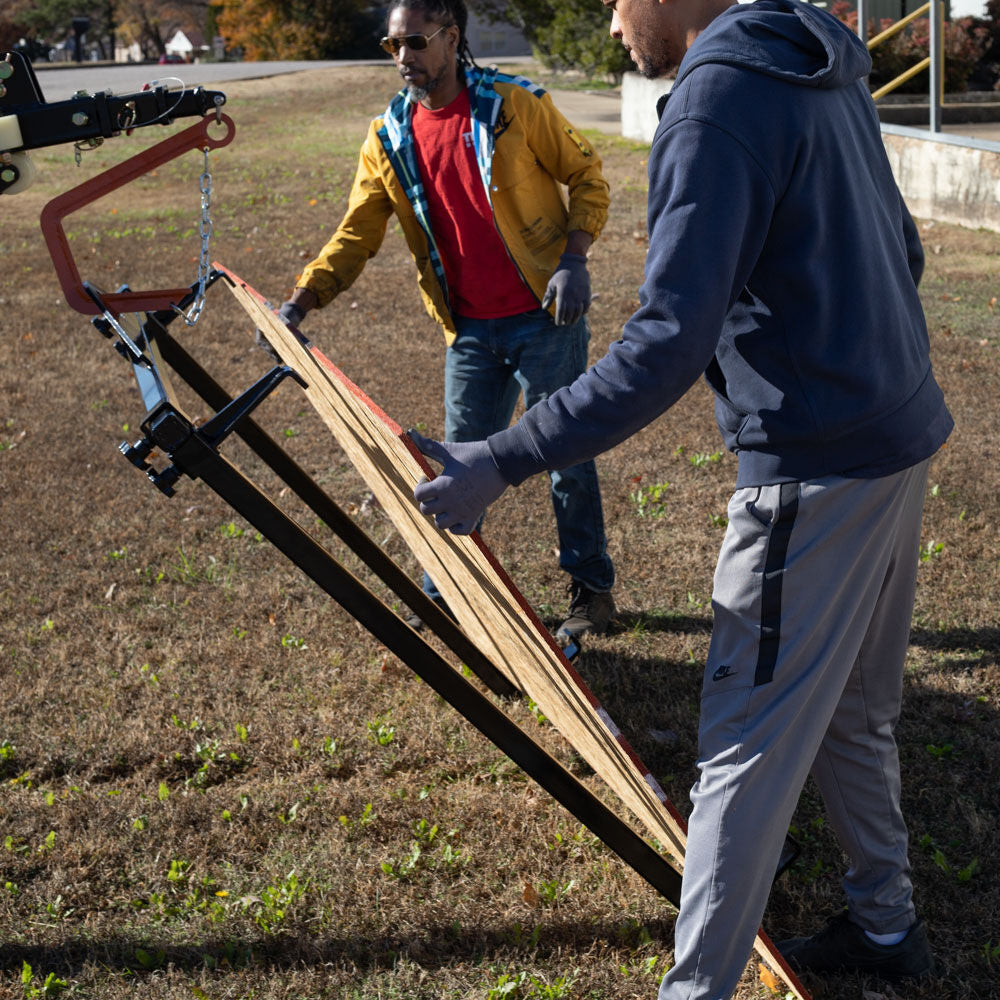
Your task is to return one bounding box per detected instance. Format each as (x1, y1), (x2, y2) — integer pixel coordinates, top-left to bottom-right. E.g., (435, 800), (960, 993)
(410, 431), (510, 535)
(541, 252), (590, 326)
(256, 300), (306, 360)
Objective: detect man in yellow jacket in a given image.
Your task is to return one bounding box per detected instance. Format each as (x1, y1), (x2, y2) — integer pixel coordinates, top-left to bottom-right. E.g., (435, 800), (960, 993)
(274, 0), (615, 643)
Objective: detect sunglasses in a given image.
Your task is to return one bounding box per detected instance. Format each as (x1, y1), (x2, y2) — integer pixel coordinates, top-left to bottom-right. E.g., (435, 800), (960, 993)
(380, 24), (448, 55)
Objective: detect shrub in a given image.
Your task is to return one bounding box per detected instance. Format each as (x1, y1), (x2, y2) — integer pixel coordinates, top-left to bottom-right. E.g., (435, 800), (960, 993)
(476, 0), (631, 81)
(831, 0), (989, 94)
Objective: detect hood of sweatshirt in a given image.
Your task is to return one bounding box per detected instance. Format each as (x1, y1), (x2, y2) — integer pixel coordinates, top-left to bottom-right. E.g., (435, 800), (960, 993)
(675, 0), (872, 92)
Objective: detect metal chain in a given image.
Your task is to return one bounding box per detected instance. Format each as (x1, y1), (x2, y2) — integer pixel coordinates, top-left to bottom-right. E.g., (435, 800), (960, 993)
(173, 145), (213, 326)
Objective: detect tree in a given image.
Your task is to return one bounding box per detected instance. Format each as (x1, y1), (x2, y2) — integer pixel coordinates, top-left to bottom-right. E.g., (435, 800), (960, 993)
(473, 0), (630, 80)
(212, 0), (382, 60)
(116, 0), (211, 59)
(6, 0), (210, 61)
(0, 0), (34, 52)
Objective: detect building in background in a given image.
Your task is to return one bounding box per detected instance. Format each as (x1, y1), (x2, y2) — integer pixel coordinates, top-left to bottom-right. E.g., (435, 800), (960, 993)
(164, 29), (209, 62)
(464, 9), (531, 58)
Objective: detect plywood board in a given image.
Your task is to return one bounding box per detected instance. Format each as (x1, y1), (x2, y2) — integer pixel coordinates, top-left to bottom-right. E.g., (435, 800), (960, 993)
(217, 265), (809, 1000)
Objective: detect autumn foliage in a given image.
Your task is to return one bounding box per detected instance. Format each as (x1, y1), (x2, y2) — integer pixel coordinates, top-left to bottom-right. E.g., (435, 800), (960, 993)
(212, 0), (381, 60)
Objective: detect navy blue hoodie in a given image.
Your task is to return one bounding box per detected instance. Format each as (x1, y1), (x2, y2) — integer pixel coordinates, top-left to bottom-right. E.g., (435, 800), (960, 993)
(488, 0), (952, 488)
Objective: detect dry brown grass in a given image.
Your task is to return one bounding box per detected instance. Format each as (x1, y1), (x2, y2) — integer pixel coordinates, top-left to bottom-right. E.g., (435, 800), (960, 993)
(0, 66), (997, 1000)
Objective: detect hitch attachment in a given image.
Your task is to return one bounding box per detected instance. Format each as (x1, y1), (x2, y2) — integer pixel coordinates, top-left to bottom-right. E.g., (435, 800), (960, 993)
(0, 50), (228, 195)
(40, 112), (235, 316)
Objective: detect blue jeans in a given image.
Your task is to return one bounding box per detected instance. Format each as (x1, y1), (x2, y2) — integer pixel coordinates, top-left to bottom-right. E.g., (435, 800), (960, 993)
(423, 308), (614, 600)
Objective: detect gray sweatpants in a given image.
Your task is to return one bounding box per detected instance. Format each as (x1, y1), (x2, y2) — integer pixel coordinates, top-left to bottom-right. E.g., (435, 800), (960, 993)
(658, 460), (930, 1000)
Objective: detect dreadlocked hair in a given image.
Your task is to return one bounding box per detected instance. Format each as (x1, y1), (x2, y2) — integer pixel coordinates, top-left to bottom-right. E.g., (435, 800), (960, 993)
(386, 0), (479, 67)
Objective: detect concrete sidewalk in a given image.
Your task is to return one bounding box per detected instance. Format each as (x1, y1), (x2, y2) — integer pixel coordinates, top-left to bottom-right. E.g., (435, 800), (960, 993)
(549, 83), (1000, 143)
(548, 88), (624, 136)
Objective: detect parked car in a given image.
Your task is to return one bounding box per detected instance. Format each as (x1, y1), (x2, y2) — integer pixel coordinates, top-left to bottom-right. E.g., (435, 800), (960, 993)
(158, 53), (185, 64)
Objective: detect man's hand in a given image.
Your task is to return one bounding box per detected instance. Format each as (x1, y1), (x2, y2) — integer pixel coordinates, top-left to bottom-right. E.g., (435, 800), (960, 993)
(256, 300), (307, 360)
(541, 253), (591, 326)
(410, 431), (510, 535)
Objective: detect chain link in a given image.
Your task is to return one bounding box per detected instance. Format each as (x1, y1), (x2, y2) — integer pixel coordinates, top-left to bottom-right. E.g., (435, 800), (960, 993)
(173, 145), (213, 326)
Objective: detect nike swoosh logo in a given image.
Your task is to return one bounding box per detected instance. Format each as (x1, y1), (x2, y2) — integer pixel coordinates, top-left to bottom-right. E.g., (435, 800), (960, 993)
(712, 664), (737, 681)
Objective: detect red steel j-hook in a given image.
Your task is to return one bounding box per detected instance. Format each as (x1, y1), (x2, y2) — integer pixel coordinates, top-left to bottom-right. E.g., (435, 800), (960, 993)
(40, 112), (236, 316)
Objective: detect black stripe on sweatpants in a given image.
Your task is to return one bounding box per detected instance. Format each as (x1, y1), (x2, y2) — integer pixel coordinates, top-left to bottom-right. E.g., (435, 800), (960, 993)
(755, 482), (799, 686)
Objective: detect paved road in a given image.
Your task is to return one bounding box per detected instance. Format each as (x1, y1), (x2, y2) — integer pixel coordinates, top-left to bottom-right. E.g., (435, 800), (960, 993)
(32, 60), (385, 102)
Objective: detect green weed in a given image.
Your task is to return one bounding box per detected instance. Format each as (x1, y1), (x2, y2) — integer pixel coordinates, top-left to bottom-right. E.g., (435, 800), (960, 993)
(20, 961), (68, 998)
(920, 540), (944, 562)
(367, 713), (396, 746)
(133, 947), (165, 971)
(619, 954), (661, 978)
(630, 480), (670, 518)
(535, 877), (575, 904)
(484, 967), (578, 999)
(246, 870), (307, 933)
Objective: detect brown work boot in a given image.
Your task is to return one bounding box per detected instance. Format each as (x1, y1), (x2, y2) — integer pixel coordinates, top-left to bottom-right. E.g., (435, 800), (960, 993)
(555, 581), (615, 647)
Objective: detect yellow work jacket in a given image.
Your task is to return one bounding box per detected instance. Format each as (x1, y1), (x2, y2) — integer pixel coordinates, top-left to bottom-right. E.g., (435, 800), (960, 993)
(297, 64), (609, 344)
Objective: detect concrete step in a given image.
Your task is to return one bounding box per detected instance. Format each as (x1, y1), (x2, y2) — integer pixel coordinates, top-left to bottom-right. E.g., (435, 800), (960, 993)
(876, 101), (1000, 125)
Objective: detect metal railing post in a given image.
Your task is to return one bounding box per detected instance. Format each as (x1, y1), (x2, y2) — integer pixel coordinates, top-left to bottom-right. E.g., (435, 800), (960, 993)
(929, 0), (942, 131)
(858, 0), (869, 46)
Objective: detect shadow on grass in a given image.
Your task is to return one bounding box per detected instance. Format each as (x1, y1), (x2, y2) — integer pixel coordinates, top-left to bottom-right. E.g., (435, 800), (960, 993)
(0, 914), (679, 977)
(535, 609), (714, 640)
(909, 624), (1000, 654)
(609, 610), (714, 638)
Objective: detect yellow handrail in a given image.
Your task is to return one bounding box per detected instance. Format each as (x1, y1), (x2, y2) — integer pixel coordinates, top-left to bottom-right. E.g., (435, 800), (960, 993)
(871, 57), (931, 100)
(865, 1), (943, 103)
(866, 1), (930, 50)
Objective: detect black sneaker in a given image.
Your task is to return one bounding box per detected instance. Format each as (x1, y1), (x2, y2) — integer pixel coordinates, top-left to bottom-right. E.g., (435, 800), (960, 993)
(555, 581), (615, 646)
(778, 913), (935, 982)
(404, 595), (454, 632)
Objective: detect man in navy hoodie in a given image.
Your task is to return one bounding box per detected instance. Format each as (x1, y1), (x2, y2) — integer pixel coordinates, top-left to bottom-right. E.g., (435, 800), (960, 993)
(410, 0), (951, 997)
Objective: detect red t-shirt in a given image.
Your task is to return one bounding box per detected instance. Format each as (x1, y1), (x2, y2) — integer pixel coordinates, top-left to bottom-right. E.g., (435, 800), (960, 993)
(411, 90), (538, 319)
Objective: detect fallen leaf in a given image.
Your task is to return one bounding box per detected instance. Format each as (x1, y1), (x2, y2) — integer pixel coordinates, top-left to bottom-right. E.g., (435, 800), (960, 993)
(758, 963), (781, 993)
(522, 883), (541, 908)
(104, 583), (116, 601)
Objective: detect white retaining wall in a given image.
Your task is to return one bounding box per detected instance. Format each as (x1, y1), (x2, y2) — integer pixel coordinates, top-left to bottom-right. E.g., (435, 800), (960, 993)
(620, 71), (1000, 233)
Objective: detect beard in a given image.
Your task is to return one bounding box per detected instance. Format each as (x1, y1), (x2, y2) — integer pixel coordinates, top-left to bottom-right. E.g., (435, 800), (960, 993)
(636, 47), (681, 79)
(400, 55), (453, 102)
(406, 73), (444, 102)
(640, 60), (677, 80)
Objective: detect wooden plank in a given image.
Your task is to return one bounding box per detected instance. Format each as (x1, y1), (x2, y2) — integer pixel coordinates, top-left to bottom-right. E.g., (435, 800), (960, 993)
(217, 265), (811, 1000)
